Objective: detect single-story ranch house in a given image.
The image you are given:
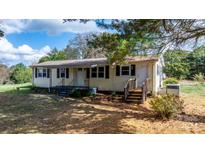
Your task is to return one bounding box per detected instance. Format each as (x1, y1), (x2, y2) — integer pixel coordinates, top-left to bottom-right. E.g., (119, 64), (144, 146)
(31, 56), (164, 103)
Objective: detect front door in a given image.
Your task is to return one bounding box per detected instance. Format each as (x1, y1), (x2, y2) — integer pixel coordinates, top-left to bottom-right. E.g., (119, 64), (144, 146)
(77, 68), (85, 86)
(136, 64), (148, 87)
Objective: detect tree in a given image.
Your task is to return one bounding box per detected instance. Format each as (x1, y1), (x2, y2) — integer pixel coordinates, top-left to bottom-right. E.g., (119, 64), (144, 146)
(39, 48), (68, 63)
(163, 46), (205, 79)
(187, 46), (205, 78)
(10, 63), (32, 84)
(163, 50), (189, 79)
(65, 19), (205, 63)
(66, 33), (105, 59)
(39, 33), (105, 63)
(0, 64), (9, 84)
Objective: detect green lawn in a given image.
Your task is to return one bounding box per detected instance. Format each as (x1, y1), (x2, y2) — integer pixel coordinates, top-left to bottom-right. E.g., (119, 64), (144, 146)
(0, 83), (32, 94)
(181, 83), (205, 96)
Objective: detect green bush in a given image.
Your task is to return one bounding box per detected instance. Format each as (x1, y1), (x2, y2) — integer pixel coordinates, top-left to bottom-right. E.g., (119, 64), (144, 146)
(70, 90), (81, 98)
(150, 94), (184, 119)
(70, 89), (91, 98)
(193, 73), (204, 82)
(10, 63), (32, 84)
(163, 78), (179, 86)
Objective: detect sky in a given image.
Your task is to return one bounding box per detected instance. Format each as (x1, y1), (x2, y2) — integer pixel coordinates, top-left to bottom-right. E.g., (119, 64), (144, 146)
(0, 19), (104, 66)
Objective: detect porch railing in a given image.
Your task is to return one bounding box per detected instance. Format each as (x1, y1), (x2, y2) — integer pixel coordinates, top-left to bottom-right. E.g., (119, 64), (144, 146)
(141, 78), (150, 103)
(124, 78), (137, 101)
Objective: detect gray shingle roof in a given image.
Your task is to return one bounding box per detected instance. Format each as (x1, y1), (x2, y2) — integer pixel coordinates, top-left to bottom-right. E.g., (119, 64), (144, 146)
(31, 56), (158, 67)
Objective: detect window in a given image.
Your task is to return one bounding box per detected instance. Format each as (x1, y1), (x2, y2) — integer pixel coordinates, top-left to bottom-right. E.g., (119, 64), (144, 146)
(121, 66), (130, 75)
(91, 67), (97, 78)
(98, 67), (104, 78)
(60, 68), (65, 78)
(37, 68), (47, 78)
(43, 69), (47, 77)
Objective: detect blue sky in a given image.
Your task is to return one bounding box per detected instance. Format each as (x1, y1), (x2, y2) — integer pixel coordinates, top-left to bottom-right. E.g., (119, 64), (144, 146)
(0, 19), (104, 66)
(6, 32), (76, 50)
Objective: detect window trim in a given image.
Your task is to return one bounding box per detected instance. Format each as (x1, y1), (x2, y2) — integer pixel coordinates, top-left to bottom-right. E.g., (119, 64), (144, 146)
(37, 68), (47, 78)
(120, 65), (131, 76)
(98, 66), (105, 78)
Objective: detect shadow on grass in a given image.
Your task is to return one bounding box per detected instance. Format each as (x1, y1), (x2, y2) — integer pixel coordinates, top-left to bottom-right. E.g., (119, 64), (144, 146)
(178, 113), (205, 124)
(0, 91), (204, 134)
(0, 92), (156, 134)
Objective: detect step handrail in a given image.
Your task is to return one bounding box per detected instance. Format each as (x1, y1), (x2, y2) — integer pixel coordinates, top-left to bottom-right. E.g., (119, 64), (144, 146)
(124, 78), (137, 101)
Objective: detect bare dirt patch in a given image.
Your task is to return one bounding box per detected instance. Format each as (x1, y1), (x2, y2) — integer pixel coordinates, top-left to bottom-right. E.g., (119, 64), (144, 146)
(0, 92), (204, 134)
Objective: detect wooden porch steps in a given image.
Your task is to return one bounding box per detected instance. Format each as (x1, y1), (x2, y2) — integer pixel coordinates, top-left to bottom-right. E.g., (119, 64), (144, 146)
(126, 89), (143, 103)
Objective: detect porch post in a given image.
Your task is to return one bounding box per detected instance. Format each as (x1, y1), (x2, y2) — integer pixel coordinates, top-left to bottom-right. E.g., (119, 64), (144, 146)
(152, 62), (157, 95)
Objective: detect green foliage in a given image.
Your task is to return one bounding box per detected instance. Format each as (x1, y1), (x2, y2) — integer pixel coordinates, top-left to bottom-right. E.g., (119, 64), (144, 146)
(163, 50), (189, 79)
(193, 73), (204, 82)
(150, 94), (184, 119)
(163, 78), (179, 86)
(39, 48), (68, 63)
(187, 46), (205, 78)
(70, 89), (91, 98)
(39, 33), (105, 63)
(164, 46), (205, 80)
(65, 20), (205, 64)
(10, 63), (32, 84)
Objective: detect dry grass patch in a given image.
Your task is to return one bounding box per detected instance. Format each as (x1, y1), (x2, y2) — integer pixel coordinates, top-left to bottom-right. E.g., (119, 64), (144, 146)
(0, 87), (204, 134)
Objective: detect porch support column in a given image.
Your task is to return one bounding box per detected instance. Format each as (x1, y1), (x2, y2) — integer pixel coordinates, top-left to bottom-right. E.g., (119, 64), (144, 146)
(32, 67), (34, 86)
(152, 62), (157, 96)
(49, 68), (52, 88)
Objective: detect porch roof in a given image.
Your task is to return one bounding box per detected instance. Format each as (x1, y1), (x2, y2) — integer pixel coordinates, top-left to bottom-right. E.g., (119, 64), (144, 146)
(31, 56), (159, 67)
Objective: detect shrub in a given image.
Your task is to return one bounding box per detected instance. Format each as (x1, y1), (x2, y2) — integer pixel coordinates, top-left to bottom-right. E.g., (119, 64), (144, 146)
(193, 73), (204, 82)
(70, 90), (81, 98)
(150, 94), (184, 119)
(70, 89), (91, 98)
(163, 78), (179, 86)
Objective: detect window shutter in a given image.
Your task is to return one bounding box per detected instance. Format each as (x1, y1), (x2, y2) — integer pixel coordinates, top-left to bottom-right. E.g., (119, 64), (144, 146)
(105, 65), (109, 79)
(116, 65), (120, 76)
(35, 68), (37, 78)
(47, 68), (50, 78)
(86, 68), (90, 78)
(66, 68), (69, 78)
(131, 65), (136, 76)
(57, 68), (60, 78)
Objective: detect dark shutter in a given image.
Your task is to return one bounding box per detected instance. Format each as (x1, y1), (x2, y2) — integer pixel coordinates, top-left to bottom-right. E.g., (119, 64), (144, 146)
(105, 65), (109, 79)
(35, 68), (37, 78)
(47, 68), (50, 78)
(116, 65), (120, 76)
(86, 68), (90, 78)
(66, 68), (69, 78)
(131, 65), (136, 76)
(57, 68), (60, 78)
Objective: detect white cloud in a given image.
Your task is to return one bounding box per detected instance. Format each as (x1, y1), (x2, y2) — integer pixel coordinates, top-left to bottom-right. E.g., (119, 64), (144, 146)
(0, 19), (103, 35)
(0, 38), (51, 66)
